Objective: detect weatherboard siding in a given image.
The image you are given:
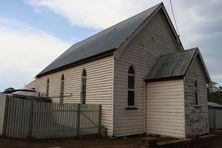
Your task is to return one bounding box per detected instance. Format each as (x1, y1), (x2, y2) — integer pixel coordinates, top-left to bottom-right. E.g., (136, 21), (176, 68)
(26, 56), (114, 136)
(146, 80), (185, 138)
(113, 11), (181, 136)
(184, 56), (209, 135)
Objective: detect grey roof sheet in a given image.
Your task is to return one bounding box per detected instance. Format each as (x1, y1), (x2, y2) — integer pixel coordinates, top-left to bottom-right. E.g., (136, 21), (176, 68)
(37, 3), (161, 77)
(208, 102), (222, 108)
(145, 49), (197, 81)
(0, 92), (6, 96)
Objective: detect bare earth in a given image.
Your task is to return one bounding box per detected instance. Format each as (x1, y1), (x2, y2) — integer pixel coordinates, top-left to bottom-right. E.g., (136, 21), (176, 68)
(0, 136), (142, 148)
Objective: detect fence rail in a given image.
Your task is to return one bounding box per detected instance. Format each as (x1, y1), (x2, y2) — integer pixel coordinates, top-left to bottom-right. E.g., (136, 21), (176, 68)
(3, 96), (101, 139)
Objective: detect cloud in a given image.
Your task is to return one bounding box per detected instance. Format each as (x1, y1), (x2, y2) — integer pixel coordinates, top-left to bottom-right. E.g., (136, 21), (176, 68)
(172, 0), (222, 83)
(0, 0), (219, 87)
(0, 17), (71, 91)
(27, 0), (222, 84)
(27, 0), (165, 29)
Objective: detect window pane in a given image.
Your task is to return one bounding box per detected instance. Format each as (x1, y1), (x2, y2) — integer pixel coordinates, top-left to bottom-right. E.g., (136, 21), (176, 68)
(83, 79), (86, 86)
(81, 69), (87, 104)
(46, 79), (49, 96)
(82, 92), (86, 104)
(195, 80), (198, 87)
(194, 80), (198, 105)
(128, 76), (134, 89)
(60, 75), (64, 104)
(128, 91), (134, 106)
(83, 85), (86, 92)
(195, 92), (198, 105)
(82, 69), (87, 77)
(128, 66), (134, 74)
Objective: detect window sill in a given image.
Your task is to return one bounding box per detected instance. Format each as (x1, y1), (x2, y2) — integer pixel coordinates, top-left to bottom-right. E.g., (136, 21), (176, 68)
(194, 105), (201, 108)
(125, 106), (138, 110)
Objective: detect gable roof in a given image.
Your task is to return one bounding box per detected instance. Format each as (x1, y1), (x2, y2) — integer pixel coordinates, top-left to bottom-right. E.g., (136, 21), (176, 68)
(37, 3), (182, 78)
(145, 48), (211, 83)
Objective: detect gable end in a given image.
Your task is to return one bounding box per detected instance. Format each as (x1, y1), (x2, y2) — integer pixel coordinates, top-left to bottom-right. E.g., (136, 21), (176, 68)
(114, 3), (184, 59)
(185, 48), (211, 83)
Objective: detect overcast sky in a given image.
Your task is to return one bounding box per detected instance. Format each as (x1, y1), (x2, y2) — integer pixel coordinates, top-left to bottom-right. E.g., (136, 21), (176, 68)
(0, 0), (222, 91)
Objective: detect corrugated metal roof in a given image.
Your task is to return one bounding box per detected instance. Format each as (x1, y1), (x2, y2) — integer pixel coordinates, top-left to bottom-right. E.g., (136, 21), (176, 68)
(12, 91), (38, 97)
(37, 3), (162, 77)
(0, 92), (6, 96)
(145, 48), (197, 81)
(208, 102), (222, 108)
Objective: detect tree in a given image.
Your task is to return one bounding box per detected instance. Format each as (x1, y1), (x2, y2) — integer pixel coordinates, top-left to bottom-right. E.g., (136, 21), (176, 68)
(4, 87), (15, 93)
(208, 82), (222, 104)
(208, 82), (218, 93)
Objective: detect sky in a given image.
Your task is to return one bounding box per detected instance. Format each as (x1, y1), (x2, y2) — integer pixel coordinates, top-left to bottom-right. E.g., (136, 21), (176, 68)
(0, 0), (222, 91)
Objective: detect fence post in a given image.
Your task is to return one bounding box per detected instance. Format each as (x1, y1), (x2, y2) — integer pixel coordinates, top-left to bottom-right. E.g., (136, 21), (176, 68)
(28, 99), (34, 138)
(98, 105), (102, 136)
(76, 104), (81, 137)
(2, 95), (9, 136)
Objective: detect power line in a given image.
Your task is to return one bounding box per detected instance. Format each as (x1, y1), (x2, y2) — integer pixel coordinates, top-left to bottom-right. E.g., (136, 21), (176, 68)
(169, 0), (179, 35)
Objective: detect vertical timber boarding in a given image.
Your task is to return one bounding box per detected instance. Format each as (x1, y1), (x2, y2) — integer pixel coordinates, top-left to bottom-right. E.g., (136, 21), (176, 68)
(3, 96), (102, 139)
(76, 104), (81, 137)
(28, 99), (34, 138)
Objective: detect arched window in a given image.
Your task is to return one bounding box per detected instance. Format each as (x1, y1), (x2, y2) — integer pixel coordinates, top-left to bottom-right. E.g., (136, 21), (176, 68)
(128, 65), (135, 106)
(60, 74), (65, 104)
(81, 69), (87, 104)
(194, 80), (198, 105)
(46, 78), (49, 96)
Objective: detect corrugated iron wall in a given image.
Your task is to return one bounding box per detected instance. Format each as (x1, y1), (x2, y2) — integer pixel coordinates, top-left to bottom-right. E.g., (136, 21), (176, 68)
(0, 95), (7, 135)
(209, 108), (222, 129)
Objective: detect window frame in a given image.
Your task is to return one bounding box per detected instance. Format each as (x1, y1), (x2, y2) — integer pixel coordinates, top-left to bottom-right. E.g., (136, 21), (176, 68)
(194, 80), (199, 106)
(60, 74), (65, 104)
(127, 65), (135, 107)
(81, 69), (87, 104)
(46, 78), (50, 96)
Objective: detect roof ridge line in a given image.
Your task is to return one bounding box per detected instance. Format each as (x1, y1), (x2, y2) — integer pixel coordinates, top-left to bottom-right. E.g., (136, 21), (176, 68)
(67, 3), (163, 51)
(115, 3), (163, 59)
(36, 3), (169, 77)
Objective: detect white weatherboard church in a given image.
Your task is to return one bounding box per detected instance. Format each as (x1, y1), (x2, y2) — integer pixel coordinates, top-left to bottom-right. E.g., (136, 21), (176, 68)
(27, 3), (211, 138)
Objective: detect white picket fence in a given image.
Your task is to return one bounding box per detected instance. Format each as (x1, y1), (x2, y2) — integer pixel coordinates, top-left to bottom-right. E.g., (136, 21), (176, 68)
(2, 96), (101, 139)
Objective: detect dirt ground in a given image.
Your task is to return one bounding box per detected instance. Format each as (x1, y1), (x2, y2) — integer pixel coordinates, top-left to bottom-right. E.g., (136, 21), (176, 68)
(0, 136), (142, 148)
(0, 134), (179, 148)
(1, 132), (221, 148)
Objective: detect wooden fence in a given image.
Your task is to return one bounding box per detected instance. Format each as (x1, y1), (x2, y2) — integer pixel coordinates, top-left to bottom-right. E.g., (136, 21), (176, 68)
(2, 96), (101, 139)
